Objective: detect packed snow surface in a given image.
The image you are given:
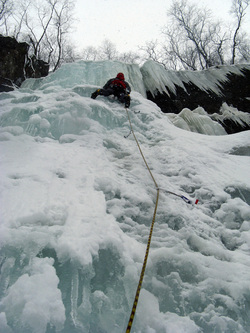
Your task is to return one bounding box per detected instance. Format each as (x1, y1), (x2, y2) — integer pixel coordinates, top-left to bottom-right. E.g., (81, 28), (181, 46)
(0, 61), (250, 333)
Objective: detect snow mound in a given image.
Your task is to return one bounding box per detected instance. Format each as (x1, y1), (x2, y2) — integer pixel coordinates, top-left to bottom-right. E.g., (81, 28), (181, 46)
(167, 107), (227, 135)
(211, 102), (250, 128)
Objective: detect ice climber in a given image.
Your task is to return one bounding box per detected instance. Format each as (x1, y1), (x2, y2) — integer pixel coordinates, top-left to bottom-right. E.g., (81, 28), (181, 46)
(91, 72), (131, 108)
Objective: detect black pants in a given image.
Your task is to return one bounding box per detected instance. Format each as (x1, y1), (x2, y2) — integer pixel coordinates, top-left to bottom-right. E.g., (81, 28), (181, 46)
(100, 88), (130, 105)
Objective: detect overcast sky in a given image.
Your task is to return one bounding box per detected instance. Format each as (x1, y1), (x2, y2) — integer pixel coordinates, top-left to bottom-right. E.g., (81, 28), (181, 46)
(73, 0), (250, 53)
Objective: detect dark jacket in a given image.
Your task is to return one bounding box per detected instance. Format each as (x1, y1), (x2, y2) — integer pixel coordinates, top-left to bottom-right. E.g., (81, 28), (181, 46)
(103, 78), (131, 94)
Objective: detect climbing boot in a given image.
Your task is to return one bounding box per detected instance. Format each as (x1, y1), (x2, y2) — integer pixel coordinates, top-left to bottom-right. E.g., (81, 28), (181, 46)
(124, 95), (130, 108)
(91, 89), (100, 99)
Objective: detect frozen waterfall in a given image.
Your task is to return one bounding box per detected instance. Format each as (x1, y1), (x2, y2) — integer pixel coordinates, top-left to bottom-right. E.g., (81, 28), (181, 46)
(0, 61), (250, 333)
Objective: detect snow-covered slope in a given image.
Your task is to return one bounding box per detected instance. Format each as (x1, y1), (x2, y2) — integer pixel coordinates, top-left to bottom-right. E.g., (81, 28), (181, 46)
(0, 61), (250, 333)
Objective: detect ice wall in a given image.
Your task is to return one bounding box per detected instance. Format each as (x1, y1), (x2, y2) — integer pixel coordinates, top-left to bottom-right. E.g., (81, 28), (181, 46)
(22, 60), (147, 97)
(141, 60), (250, 97)
(140, 60), (250, 133)
(0, 61), (250, 333)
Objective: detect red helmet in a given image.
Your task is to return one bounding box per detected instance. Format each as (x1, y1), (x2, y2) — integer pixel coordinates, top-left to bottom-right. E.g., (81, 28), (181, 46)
(116, 72), (125, 80)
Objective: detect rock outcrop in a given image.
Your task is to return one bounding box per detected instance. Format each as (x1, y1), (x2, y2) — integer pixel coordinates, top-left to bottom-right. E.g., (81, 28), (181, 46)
(0, 35), (49, 92)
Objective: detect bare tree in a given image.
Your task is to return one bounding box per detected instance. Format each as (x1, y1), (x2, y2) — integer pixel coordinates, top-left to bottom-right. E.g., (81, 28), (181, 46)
(142, 0), (249, 70)
(117, 51), (141, 64)
(51, 0), (76, 71)
(0, 0), (12, 21)
(98, 39), (118, 60)
(0, 0), (13, 34)
(161, 27), (199, 69)
(140, 40), (164, 65)
(165, 0), (227, 69)
(25, 0), (57, 59)
(230, 0), (250, 64)
(141, 0), (226, 70)
(81, 46), (99, 61)
(81, 40), (142, 64)
(237, 33), (250, 61)
(0, 0), (76, 70)
(80, 41), (117, 62)
(11, 1), (30, 40)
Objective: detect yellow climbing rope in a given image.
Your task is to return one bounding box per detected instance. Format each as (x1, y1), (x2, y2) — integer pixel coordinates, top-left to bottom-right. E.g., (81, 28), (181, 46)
(125, 108), (160, 333)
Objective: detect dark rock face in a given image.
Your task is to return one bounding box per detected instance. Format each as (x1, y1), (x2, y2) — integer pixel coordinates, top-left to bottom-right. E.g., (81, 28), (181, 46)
(146, 83), (224, 115)
(25, 55), (50, 79)
(146, 68), (250, 116)
(0, 35), (29, 89)
(0, 77), (15, 92)
(222, 68), (250, 113)
(0, 35), (49, 92)
(216, 118), (249, 134)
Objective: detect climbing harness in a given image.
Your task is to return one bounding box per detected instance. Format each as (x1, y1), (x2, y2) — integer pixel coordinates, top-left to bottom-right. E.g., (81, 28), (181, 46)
(125, 107), (160, 333)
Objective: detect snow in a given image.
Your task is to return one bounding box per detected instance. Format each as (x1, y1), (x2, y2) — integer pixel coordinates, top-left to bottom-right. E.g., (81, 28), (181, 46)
(211, 103), (250, 129)
(167, 107), (228, 135)
(1, 258), (65, 333)
(0, 60), (250, 333)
